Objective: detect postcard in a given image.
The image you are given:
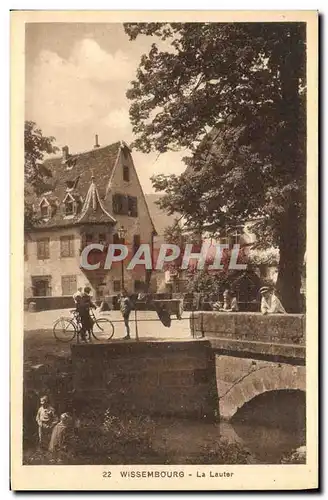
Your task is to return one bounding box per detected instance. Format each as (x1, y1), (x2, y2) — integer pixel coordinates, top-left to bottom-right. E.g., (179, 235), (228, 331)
(11, 10), (318, 490)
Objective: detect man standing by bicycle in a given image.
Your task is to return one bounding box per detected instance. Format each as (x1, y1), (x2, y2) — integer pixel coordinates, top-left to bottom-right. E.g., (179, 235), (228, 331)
(119, 289), (133, 340)
(76, 286), (97, 342)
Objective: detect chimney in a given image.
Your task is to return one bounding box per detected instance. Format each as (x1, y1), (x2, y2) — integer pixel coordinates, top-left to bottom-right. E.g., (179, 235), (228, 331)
(62, 145), (69, 163)
(94, 134), (100, 149)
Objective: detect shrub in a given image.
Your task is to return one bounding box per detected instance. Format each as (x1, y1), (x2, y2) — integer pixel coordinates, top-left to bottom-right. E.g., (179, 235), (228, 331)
(73, 410), (158, 464)
(185, 438), (252, 465)
(281, 446), (306, 464)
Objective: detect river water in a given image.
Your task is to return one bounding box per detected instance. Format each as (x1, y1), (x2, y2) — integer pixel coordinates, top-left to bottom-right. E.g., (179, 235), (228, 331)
(152, 418), (305, 464)
(150, 386), (306, 464)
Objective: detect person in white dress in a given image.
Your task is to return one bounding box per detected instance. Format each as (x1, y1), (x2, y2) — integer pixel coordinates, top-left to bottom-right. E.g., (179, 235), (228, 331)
(260, 286), (286, 315)
(72, 287), (83, 305)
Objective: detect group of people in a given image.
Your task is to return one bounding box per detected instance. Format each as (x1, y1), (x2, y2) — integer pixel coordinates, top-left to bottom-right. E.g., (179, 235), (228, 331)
(72, 284), (174, 342)
(36, 395), (74, 455)
(34, 285), (286, 453)
(211, 286), (286, 315)
(72, 285), (133, 341)
(72, 286), (97, 342)
(71, 282), (287, 343)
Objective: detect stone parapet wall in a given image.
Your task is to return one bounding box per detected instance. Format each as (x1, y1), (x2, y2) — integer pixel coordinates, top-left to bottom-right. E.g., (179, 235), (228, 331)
(190, 312), (305, 343)
(25, 295), (75, 311)
(190, 312), (305, 359)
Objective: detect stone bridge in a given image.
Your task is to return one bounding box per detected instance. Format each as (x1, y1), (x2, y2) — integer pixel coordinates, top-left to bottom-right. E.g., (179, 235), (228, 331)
(190, 312), (305, 420)
(71, 312), (305, 423)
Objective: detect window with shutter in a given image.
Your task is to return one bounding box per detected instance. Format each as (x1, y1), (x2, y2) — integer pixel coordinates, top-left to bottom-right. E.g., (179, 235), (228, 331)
(60, 235), (75, 257)
(61, 275), (77, 295)
(128, 196), (138, 217)
(37, 238), (50, 260)
(113, 193), (123, 214)
(113, 193), (129, 215)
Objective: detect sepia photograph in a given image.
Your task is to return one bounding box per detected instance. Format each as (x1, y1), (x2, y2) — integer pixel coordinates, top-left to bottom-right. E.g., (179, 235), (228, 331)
(11, 10), (318, 491)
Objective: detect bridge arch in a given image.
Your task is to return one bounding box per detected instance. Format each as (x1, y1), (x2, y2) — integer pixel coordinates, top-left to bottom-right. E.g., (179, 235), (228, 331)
(219, 363), (305, 420)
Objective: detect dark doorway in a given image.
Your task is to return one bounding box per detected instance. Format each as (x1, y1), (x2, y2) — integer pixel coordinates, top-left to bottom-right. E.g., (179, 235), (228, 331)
(31, 276), (52, 297)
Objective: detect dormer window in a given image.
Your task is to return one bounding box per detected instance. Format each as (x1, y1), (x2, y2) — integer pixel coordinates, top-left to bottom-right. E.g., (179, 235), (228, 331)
(39, 198), (50, 219)
(65, 199), (74, 216)
(63, 192), (76, 217)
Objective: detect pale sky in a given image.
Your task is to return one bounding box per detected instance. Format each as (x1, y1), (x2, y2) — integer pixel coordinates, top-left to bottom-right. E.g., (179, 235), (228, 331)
(25, 23), (186, 193)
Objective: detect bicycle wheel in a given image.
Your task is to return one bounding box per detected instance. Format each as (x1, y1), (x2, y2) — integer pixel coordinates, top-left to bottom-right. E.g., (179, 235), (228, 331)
(53, 317), (77, 343)
(92, 317), (115, 341)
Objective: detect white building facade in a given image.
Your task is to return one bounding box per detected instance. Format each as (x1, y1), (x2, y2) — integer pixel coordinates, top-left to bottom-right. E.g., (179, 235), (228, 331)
(24, 139), (157, 301)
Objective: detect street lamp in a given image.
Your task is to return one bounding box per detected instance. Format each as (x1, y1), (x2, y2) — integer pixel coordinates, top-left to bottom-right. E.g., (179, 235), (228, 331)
(118, 225), (127, 290)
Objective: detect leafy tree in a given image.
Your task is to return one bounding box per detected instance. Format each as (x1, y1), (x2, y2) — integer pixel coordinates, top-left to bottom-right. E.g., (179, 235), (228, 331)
(185, 269), (224, 297)
(24, 121), (58, 229)
(161, 219), (200, 292)
(124, 22), (306, 312)
(163, 219), (200, 266)
(163, 218), (251, 296)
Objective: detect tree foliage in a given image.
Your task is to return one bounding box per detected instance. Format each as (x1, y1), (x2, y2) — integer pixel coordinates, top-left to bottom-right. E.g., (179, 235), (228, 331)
(185, 269), (229, 297)
(24, 121), (58, 229)
(124, 22), (306, 312)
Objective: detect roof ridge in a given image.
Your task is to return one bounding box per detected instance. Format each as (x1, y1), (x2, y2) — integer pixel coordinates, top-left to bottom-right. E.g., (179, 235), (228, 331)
(44, 141), (121, 162)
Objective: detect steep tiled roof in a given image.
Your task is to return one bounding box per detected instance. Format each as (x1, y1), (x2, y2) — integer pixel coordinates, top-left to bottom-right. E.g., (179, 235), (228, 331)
(78, 178), (116, 224)
(145, 194), (177, 237)
(28, 142), (121, 228)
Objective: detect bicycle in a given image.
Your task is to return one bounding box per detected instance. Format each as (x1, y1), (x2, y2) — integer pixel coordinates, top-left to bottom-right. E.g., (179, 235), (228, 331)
(53, 308), (115, 343)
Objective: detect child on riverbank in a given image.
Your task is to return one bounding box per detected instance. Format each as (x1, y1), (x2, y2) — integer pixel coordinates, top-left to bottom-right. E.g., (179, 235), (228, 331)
(36, 395), (58, 450)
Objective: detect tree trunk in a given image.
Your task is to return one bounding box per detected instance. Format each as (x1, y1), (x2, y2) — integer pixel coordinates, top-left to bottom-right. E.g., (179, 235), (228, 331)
(276, 203), (306, 313)
(276, 244), (304, 313)
(275, 24), (306, 313)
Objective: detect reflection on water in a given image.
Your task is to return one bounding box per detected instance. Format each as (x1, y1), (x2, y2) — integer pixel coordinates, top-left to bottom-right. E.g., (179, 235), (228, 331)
(152, 417), (305, 464)
(231, 422), (304, 463)
(152, 390), (306, 464)
(231, 389), (306, 463)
